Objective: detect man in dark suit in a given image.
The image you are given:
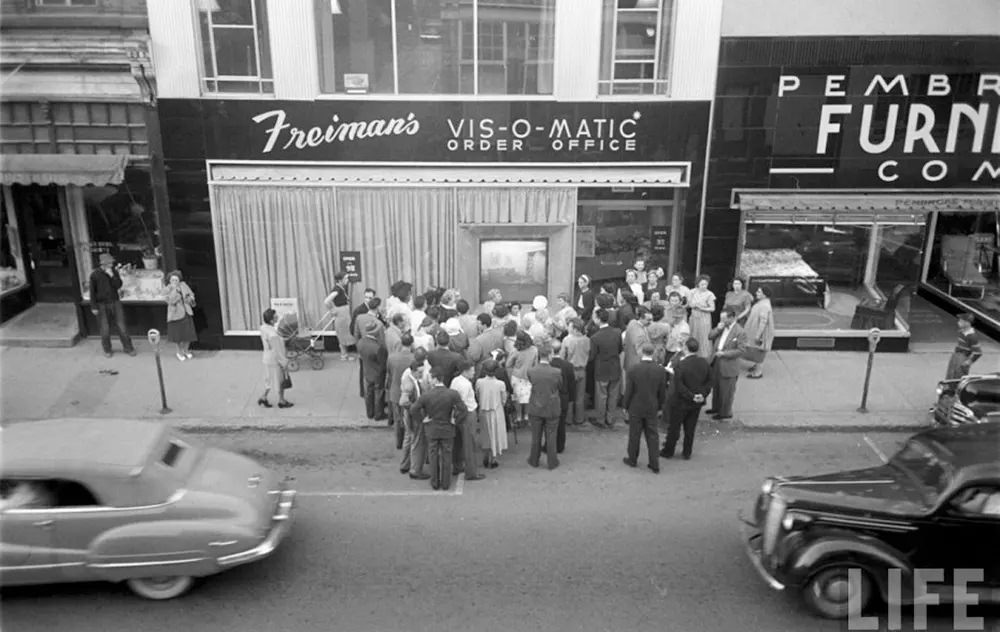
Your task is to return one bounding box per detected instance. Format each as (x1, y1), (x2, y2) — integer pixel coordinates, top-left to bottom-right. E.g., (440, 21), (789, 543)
(427, 330), (465, 473)
(410, 369), (467, 491)
(385, 333), (415, 452)
(466, 313), (502, 372)
(661, 338), (713, 460)
(706, 307), (747, 421)
(357, 320), (388, 422)
(548, 338), (575, 454)
(622, 343), (667, 473)
(588, 308), (623, 428)
(527, 345), (564, 470)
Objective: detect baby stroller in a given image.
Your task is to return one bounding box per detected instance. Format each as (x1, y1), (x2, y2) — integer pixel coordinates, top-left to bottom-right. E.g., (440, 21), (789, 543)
(277, 311), (334, 372)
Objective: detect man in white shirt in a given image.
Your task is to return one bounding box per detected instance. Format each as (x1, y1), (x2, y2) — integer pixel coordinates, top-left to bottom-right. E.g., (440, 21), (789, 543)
(450, 360), (485, 481)
(408, 294), (428, 339)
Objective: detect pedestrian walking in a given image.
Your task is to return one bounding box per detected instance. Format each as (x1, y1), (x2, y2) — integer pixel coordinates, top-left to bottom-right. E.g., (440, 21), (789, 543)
(946, 312), (983, 379)
(589, 308), (623, 428)
(358, 320), (388, 422)
(661, 338), (712, 460)
(526, 344), (564, 470)
(324, 273), (355, 361)
(560, 317), (591, 425)
(549, 338), (576, 454)
(622, 343), (666, 473)
(743, 287), (775, 379)
(506, 330), (539, 425)
(163, 269), (197, 361)
(88, 253), (136, 358)
(386, 333), (416, 450)
(410, 370), (466, 491)
(258, 308), (292, 408)
(476, 359), (508, 468)
(688, 275), (716, 360)
(706, 308), (746, 421)
(450, 360), (485, 481)
(400, 349), (430, 480)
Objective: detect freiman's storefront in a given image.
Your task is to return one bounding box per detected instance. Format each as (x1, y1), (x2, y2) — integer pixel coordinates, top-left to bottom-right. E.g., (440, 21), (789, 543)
(702, 35), (999, 351)
(160, 99), (708, 347)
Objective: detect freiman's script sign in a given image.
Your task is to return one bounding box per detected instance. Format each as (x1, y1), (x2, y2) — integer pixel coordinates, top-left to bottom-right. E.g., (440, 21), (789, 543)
(773, 71), (1000, 184)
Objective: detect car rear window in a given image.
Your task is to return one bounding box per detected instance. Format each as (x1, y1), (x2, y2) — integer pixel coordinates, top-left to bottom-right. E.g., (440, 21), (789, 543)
(160, 439), (185, 467)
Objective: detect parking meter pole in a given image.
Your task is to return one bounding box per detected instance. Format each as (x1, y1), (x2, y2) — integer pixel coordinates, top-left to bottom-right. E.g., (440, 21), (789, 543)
(857, 328), (881, 414)
(148, 329), (172, 415)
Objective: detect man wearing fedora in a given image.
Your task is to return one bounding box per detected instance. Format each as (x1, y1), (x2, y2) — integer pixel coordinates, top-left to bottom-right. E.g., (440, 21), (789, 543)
(89, 253), (136, 358)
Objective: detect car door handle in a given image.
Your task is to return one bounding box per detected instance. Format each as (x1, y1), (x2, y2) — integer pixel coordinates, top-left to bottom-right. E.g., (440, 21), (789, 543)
(33, 520), (54, 528)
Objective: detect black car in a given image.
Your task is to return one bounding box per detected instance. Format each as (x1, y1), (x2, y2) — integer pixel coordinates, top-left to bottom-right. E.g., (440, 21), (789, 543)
(740, 423), (1000, 619)
(934, 372), (1000, 426)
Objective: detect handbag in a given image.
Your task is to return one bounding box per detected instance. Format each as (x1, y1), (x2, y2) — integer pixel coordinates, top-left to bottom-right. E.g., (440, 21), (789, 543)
(742, 345), (767, 364)
(280, 369), (293, 390)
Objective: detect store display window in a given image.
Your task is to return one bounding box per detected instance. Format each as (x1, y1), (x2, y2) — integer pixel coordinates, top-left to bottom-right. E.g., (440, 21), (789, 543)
(923, 211), (1000, 318)
(737, 218), (925, 332)
(0, 189), (28, 296)
(480, 239), (548, 303)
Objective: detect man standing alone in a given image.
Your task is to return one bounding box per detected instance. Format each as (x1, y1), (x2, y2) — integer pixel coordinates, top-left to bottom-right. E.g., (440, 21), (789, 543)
(706, 308), (746, 421)
(89, 253), (136, 358)
(410, 369), (466, 491)
(622, 344), (666, 473)
(358, 320), (388, 422)
(661, 338), (713, 460)
(527, 345), (564, 470)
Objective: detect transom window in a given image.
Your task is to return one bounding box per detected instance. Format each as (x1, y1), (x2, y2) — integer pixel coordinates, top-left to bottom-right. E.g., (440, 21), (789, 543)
(196, 0), (274, 94)
(599, 0), (675, 96)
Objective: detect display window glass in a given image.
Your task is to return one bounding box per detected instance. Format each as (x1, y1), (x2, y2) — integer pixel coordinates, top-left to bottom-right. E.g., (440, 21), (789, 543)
(923, 211), (1000, 318)
(738, 219), (925, 333)
(315, 0), (555, 95)
(479, 239), (548, 303)
(0, 189), (28, 296)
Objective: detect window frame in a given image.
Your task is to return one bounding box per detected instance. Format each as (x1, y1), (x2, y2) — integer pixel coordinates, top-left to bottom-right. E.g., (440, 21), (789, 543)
(598, 0), (676, 98)
(194, 0), (274, 95)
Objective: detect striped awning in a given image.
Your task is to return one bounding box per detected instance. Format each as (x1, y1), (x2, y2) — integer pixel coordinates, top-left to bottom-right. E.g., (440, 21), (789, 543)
(0, 154), (128, 186)
(733, 191), (1000, 224)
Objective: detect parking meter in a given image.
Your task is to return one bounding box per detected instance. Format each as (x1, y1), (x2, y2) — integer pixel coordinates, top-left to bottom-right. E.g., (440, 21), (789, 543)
(858, 328), (881, 412)
(867, 328), (881, 352)
(148, 328), (171, 414)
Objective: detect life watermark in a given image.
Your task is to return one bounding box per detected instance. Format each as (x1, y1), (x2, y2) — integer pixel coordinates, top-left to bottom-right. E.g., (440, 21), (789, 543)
(848, 568), (993, 630)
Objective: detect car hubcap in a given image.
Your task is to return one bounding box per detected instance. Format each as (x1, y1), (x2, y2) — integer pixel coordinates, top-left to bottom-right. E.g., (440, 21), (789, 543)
(147, 577), (178, 589)
(822, 575), (851, 603)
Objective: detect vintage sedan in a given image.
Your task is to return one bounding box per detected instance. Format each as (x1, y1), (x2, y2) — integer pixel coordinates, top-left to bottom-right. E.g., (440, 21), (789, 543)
(0, 418), (296, 599)
(934, 372), (1000, 426)
(740, 422), (1000, 619)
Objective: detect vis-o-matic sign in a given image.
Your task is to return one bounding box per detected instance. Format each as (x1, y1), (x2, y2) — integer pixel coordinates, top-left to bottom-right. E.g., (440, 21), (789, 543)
(770, 70), (1000, 185)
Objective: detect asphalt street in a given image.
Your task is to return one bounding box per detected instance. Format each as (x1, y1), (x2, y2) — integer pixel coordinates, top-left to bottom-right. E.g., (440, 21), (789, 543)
(2, 427), (998, 632)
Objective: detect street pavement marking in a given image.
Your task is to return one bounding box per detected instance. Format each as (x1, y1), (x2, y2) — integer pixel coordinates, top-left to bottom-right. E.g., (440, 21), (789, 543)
(298, 474), (465, 498)
(863, 435), (889, 463)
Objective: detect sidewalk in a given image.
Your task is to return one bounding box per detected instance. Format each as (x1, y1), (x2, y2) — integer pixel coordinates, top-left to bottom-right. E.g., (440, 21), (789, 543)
(1, 338), (976, 433)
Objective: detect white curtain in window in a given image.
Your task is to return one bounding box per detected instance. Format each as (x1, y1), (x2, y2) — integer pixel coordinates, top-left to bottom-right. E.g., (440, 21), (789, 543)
(456, 187), (576, 224)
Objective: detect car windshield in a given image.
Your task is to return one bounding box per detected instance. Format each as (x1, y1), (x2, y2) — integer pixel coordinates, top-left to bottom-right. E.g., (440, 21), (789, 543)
(889, 439), (954, 498)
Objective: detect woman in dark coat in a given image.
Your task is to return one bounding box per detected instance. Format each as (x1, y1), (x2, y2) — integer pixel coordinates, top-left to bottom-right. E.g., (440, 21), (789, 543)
(575, 274), (595, 323)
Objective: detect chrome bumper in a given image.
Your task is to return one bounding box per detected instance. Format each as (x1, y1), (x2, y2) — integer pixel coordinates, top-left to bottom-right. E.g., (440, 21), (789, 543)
(738, 512), (785, 591)
(218, 489), (297, 568)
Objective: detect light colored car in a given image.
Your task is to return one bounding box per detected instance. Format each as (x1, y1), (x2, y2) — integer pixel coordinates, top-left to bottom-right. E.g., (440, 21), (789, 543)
(0, 418), (296, 599)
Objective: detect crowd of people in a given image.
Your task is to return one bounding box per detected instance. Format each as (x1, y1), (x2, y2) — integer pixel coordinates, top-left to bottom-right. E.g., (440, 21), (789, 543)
(258, 260), (778, 489)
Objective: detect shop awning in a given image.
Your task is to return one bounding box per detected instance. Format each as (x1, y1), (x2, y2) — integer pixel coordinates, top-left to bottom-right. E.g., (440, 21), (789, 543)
(0, 154), (128, 187)
(733, 191), (1000, 224)
(208, 162), (692, 187)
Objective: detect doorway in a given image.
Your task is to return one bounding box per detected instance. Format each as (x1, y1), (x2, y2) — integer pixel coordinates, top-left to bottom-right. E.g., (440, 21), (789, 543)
(14, 184), (77, 302)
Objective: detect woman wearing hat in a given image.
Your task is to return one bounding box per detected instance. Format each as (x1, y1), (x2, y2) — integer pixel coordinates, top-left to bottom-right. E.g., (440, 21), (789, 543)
(163, 269), (197, 361)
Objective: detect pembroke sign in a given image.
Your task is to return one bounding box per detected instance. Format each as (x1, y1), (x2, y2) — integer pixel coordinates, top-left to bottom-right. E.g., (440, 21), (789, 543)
(770, 70), (1000, 185)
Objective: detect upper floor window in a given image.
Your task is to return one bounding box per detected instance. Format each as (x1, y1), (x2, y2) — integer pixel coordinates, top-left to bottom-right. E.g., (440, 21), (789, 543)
(34, 0), (99, 6)
(599, 0), (674, 96)
(196, 0), (273, 94)
(314, 0), (555, 95)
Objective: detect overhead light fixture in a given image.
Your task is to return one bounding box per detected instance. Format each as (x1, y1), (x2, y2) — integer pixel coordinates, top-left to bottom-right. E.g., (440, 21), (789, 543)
(645, 26), (656, 38)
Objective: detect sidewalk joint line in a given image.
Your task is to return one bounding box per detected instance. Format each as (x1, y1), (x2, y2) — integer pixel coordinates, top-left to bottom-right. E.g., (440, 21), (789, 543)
(298, 474), (465, 497)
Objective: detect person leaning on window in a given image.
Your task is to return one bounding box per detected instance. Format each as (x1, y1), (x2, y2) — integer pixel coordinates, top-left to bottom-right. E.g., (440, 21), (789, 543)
(89, 252), (136, 358)
(163, 269), (197, 362)
(259, 308), (292, 409)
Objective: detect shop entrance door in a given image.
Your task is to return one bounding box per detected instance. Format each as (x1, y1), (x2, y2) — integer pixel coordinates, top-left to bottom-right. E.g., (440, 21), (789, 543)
(16, 185), (77, 302)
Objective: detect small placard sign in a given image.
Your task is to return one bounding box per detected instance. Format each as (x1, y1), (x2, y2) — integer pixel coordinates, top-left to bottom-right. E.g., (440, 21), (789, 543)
(339, 250), (362, 283)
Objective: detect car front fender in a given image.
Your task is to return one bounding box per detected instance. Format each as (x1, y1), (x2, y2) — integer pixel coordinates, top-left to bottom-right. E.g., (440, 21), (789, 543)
(87, 520), (251, 582)
(785, 531), (912, 598)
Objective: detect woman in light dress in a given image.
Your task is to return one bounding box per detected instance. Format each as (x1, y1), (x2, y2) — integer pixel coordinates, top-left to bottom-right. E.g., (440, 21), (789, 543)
(688, 275), (716, 360)
(505, 330), (538, 424)
(665, 272), (691, 306)
(665, 292), (691, 355)
(259, 308), (292, 408)
(476, 359), (508, 468)
(723, 277), (754, 326)
(646, 303), (672, 366)
(163, 269), (197, 361)
(743, 286), (775, 379)
(324, 272), (355, 361)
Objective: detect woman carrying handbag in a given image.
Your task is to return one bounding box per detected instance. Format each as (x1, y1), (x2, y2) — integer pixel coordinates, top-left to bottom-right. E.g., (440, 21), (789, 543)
(259, 308), (293, 408)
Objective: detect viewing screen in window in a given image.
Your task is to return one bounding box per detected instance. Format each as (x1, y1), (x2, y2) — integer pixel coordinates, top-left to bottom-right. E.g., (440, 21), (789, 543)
(480, 240), (548, 304)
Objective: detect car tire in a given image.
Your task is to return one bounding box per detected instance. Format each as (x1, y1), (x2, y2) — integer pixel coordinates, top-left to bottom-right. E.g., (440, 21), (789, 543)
(802, 565), (873, 619)
(126, 575), (194, 600)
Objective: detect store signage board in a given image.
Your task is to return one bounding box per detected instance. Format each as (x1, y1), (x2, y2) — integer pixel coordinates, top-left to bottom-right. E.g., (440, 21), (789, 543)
(650, 226), (669, 254)
(339, 251), (361, 283)
(174, 100), (707, 165)
(270, 297), (299, 323)
(576, 225), (596, 258)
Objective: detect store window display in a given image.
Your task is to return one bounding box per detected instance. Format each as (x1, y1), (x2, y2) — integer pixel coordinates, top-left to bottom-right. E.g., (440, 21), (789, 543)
(738, 219), (922, 332)
(0, 191), (27, 296)
(925, 212), (1000, 318)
